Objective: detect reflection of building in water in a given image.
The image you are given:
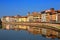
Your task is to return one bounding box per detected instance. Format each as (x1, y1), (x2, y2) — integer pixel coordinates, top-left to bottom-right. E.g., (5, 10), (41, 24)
(27, 26), (60, 38)
(28, 27), (42, 34)
(46, 29), (58, 38)
(2, 24), (29, 30)
(42, 28), (46, 35)
(1, 22), (60, 38)
(58, 32), (60, 38)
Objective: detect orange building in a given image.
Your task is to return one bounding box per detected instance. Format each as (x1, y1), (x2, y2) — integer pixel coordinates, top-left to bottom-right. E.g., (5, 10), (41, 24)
(46, 13), (51, 22)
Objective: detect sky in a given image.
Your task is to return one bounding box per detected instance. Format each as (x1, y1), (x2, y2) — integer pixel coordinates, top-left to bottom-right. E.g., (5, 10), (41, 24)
(0, 0), (60, 17)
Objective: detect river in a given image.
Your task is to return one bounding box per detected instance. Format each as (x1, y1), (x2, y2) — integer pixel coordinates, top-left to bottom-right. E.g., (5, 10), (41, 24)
(0, 29), (59, 40)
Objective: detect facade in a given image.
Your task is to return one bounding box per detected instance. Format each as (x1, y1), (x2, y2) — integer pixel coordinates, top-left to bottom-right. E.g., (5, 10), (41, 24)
(19, 16), (27, 22)
(27, 12), (34, 22)
(27, 12), (41, 22)
(46, 13), (50, 22)
(51, 13), (57, 23)
(41, 13), (47, 22)
(1, 16), (9, 22)
(32, 12), (41, 22)
(41, 12), (50, 22)
(57, 11), (60, 22)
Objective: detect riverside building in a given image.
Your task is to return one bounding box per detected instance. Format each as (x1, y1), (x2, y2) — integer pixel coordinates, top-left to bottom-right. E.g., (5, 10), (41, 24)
(1, 8), (60, 29)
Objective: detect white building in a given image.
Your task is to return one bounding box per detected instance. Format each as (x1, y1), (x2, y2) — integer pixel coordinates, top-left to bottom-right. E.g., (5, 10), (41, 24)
(41, 13), (47, 22)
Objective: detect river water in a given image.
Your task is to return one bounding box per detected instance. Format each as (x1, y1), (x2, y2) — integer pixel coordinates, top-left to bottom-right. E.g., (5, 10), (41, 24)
(0, 29), (59, 40)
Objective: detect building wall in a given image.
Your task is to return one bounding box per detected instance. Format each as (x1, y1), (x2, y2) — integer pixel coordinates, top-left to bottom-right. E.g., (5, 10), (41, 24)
(41, 13), (47, 22)
(9, 17), (15, 22)
(19, 18), (21, 22)
(50, 14), (58, 23)
(21, 18), (27, 22)
(5, 17), (10, 22)
(33, 14), (41, 22)
(14, 17), (19, 22)
(19, 18), (27, 22)
(1, 17), (5, 22)
(58, 13), (60, 22)
(56, 14), (58, 22)
(27, 16), (33, 22)
(1, 17), (9, 22)
(51, 14), (56, 20)
(46, 13), (50, 22)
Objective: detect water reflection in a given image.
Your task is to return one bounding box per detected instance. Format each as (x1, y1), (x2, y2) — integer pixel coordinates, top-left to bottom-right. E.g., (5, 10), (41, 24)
(0, 29), (59, 40)
(1, 25), (60, 40)
(27, 26), (60, 39)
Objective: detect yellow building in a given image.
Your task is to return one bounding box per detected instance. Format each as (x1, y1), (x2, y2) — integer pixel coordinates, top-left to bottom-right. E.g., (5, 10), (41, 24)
(19, 18), (21, 22)
(27, 12), (41, 22)
(19, 16), (28, 22)
(27, 12), (34, 22)
(32, 12), (41, 22)
(27, 12), (42, 22)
